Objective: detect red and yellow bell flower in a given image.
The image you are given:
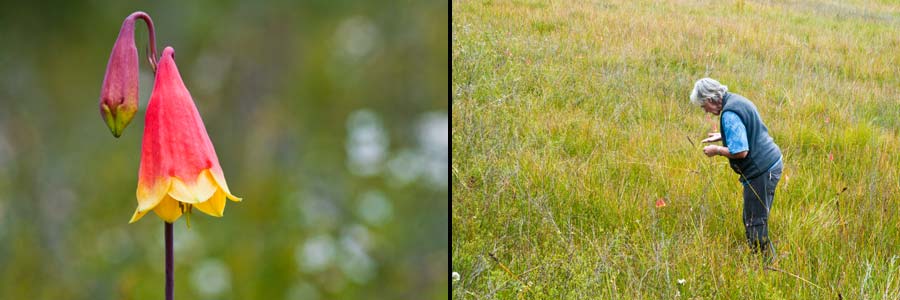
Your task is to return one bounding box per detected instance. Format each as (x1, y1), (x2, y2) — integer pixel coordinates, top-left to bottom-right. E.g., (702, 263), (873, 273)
(130, 46), (241, 223)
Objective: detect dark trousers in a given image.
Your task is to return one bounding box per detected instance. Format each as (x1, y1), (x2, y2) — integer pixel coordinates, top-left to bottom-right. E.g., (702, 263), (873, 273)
(741, 160), (782, 253)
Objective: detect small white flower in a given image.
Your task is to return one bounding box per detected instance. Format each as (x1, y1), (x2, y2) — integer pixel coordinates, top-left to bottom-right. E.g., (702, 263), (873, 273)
(452, 272), (461, 282)
(677, 278), (686, 285)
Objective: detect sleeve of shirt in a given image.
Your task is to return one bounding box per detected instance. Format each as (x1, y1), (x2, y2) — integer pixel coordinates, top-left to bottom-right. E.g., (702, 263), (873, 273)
(721, 111), (749, 155)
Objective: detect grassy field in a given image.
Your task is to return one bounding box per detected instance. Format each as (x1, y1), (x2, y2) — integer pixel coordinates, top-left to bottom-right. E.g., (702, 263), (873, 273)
(451, 0), (900, 298)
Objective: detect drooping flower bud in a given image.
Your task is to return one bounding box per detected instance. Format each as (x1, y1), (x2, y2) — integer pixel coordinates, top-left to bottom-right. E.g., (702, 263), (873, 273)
(100, 12), (157, 137)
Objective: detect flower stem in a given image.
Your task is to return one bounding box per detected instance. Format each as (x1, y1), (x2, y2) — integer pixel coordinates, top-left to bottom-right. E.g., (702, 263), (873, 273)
(165, 221), (174, 300)
(127, 11), (159, 72)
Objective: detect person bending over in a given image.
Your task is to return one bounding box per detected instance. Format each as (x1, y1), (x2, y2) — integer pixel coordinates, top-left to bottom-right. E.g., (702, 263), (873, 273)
(690, 78), (783, 261)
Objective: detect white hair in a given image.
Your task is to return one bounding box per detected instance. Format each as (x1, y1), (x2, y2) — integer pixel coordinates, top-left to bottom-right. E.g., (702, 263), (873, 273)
(690, 78), (728, 106)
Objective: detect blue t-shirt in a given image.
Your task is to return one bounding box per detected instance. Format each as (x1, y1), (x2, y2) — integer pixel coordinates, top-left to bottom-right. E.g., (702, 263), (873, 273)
(721, 111), (749, 155)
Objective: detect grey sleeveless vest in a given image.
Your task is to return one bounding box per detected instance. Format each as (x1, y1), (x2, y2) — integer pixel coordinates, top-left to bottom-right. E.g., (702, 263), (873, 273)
(719, 93), (782, 179)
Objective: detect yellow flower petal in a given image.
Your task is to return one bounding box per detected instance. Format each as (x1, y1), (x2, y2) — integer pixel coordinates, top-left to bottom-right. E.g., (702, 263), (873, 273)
(129, 207), (152, 223)
(136, 177), (171, 212)
(168, 170), (217, 204)
(194, 189), (226, 217)
(153, 196), (184, 223)
(210, 168), (242, 202)
(130, 169), (240, 223)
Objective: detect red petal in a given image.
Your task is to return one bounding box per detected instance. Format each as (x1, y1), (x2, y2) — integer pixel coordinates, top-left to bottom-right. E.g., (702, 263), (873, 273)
(138, 47), (223, 198)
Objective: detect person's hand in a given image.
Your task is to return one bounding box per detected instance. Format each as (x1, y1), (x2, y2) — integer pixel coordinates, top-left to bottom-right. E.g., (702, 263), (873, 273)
(701, 132), (722, 143)
(703, 145), (720, 157)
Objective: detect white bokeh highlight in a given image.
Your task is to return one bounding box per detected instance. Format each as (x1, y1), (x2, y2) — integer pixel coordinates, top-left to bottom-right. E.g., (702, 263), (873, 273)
(346, 109), (388, 177)
(357, 190), (393, 226)
(191, 259), (232, 297)
(296, 234), (336, 273)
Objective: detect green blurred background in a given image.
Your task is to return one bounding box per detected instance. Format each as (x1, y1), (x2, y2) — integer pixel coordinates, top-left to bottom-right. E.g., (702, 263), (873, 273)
(0, 1), (448, 299)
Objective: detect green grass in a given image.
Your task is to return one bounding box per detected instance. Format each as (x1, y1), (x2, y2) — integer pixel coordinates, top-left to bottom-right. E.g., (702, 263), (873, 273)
(452, 0), (900, 298)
